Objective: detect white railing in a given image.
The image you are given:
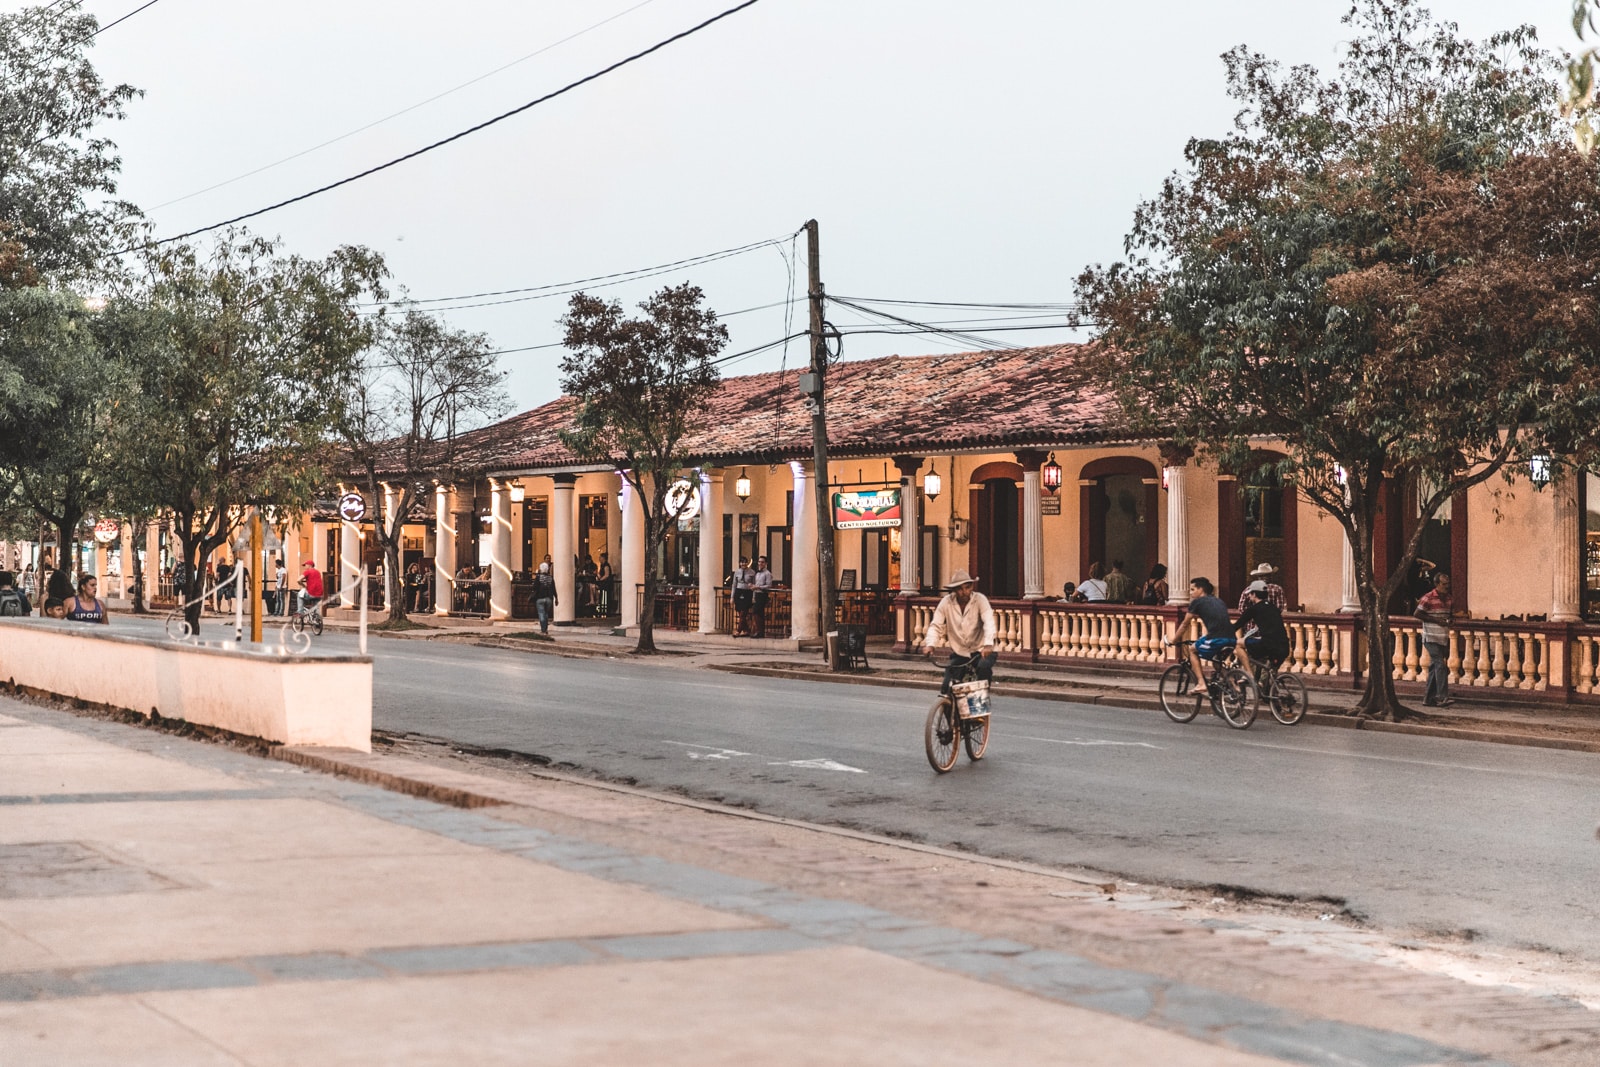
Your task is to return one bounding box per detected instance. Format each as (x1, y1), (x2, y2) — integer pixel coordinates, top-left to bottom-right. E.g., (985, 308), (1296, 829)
(1390, 624), (1549, 692)
(1036, 606), (1167, 663)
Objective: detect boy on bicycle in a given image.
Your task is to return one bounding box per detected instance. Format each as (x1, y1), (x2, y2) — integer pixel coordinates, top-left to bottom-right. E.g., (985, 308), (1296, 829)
(922, 569), (996, 694)
(1163, 577), (1234, 691)
(1234, 579), (1290, 676)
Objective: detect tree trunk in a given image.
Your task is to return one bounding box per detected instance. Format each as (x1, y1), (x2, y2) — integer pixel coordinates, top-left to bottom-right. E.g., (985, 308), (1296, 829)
(635, 505), (659, 654)
(182, 536), (204, 636)
(130, 519), (148, 614)
(384, 536), (405, 625)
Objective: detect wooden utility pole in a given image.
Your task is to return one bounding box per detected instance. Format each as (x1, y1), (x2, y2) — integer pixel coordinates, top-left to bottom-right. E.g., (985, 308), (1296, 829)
(804, 219), (837, 647)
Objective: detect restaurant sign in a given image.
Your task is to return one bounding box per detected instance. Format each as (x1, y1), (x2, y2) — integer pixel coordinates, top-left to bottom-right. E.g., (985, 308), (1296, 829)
(832, 489), (902, 530)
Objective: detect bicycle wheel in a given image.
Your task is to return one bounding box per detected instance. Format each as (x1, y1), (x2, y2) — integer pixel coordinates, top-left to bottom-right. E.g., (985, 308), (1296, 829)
(1268, 671), (1308, 725)
(963, 712), (989, 761)
(925, 698), (959, 773)
(311, 611), (324, 636)
(1216, 667), (1259, 729)
(1159, 663), (1199, 723)
(290, 611), (306, 635)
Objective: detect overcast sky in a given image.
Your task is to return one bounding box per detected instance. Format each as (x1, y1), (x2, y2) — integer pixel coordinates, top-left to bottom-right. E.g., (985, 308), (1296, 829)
(25, 0), (1576, 412)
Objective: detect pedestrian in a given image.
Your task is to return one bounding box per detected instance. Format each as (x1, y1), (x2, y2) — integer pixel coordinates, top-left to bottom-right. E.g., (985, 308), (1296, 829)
(729, 556), (755, 636)
(1078, 562), (1109, 602)
(532, 560), (557, 635)
(1105, 559), (1138, 604)
(215, 559), (233, 611)
(1237, 563), (1287, 611)
(0, 570), (32, 617)
(751, 556), (773, 638)
(63, 574), (109, 625)
(1141, 563), (1170, 605)
(1415, 571), (1455, 708)
(274, 558), (288, 615)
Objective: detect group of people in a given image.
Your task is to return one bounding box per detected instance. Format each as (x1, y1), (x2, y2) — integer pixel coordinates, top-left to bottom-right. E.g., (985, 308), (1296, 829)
(1064, 561), (1171, 605)
(728, 556), (773, 638)
(0, 568), (107, 624)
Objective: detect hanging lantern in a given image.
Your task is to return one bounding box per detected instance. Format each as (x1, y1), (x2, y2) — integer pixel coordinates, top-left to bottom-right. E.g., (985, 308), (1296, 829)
(735, 467), (752, 501)
(1530, 450), (1553, 487)
(923, 462), (942, 500)
(1041, 452), (1062, 495)
(508, 481), (525, 503)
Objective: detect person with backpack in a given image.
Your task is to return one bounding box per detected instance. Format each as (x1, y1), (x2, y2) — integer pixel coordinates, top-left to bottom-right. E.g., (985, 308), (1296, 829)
(532, 559), (558, 635)
(0, 571), (32, 617)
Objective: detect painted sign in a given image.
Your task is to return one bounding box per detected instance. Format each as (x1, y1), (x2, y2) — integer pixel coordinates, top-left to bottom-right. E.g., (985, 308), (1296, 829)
(664, 478), (701, 532)
(337, 492), (367, 523)
(832, 488), (902, 530)
(92, 519), (120, 544)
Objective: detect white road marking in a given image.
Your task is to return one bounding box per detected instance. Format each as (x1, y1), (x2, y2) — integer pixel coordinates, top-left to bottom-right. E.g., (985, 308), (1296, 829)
(662, 740), (752, 760)
(1018, 734), (1162, 749)
(767, 758), (866, 773)
(1236, 739), (1596, 779)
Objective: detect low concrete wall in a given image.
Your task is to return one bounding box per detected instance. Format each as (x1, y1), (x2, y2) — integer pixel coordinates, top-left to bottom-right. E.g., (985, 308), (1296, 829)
(0, 619), (373, 751)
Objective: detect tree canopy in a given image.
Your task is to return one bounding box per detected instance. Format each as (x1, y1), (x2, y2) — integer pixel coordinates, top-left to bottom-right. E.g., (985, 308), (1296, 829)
(1077, 0), (1600, 719)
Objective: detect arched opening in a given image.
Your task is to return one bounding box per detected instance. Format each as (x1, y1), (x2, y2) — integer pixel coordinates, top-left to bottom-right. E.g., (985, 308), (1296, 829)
(1079, 457), (1160, 589)
(1217, 451), (1298, 608)
(969, 460), (1022, 599)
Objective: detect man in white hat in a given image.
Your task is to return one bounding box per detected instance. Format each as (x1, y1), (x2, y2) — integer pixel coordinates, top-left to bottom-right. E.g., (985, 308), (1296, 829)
(1238, 562), (1286, 612)
(922, 569), (996, 692)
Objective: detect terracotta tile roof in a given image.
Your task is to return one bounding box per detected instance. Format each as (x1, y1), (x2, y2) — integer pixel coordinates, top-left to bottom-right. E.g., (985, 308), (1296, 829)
(431, 344), (1130, 476)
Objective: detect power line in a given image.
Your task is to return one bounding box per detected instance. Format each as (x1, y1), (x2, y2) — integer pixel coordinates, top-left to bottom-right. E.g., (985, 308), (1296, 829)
(120, 0), (766, 253)
(148, 0), (663, 211)
(90, 0), (160, 37)
(833, 294), (1087, 312)
(827, 295), (1024, 352)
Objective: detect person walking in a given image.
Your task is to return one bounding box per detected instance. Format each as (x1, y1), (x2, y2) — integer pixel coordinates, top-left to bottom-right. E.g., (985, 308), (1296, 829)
(1415, 571), (1455, 708)
(532, 561), (557, 635)
(1105, 560), (1138, 604)
(751, 556), (773, 638)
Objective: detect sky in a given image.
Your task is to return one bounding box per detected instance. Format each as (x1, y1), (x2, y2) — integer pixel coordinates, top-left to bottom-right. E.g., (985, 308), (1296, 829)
(19, 0), (1577, 413)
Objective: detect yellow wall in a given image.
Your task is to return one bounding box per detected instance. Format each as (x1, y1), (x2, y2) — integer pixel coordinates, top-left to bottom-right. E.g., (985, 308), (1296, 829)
(1466, 478), (1555, 618)
(1296, 499), (1345, 614)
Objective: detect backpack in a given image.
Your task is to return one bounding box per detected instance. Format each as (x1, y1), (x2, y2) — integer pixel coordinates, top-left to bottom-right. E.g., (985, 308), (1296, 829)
(534, 571), (555, 598)
(0, 590), (22, 617)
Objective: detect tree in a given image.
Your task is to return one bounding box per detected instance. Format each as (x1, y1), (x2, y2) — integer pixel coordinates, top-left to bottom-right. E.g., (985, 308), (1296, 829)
(101, 231), (386, 634)
(0, 2), (141, 286)
(1077, 0), (1600, 720)
(560, 285), (727, 654)
(339, 306), (507, 626)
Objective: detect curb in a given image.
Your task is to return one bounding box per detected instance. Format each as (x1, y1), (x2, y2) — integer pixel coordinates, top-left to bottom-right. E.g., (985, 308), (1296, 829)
(706, 663), (1600, 754)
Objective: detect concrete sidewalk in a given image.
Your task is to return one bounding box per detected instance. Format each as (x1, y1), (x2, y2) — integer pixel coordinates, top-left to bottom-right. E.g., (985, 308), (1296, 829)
(4, 697), (1594, 1066)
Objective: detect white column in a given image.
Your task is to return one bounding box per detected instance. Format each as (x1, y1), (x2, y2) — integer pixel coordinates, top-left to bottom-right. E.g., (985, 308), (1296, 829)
(620, 474), (645, 630)
(381, 483), (398, 611)
(1340, 531), (1361, 613)
(551, 475), (577, 624)
(698, 468), (725, 634)
(1553, 468), (1583, 623)
(791, 462), (819, 640)
(1022, 467), (1045, 599)
(434, 484), (456, 616)
(489, 479), (512, 621)
(339, 493), (360, 608)
(94, 539), (108, 581)
(1165, 463), (1190, 605)
(896, 459), (921, 596)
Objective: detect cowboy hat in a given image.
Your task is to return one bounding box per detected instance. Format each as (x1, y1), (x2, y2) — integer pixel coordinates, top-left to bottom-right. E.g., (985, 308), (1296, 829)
(943, 569), (979, 589)
(1249, 563), (1278, 577)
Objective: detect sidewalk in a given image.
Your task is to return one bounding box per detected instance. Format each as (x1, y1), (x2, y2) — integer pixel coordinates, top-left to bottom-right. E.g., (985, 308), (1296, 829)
(4, 695), (1597, 1065)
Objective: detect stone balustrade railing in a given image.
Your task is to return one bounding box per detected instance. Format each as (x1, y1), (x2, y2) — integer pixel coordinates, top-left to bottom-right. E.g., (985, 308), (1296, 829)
(894, 596), (1598, 704)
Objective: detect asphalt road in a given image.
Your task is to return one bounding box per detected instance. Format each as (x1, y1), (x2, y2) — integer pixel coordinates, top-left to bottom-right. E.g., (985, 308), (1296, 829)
(128, 618), (1600, 961)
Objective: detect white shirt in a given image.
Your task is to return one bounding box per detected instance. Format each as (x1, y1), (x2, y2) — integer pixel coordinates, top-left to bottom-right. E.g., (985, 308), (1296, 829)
(1079, 578), (1108, 601)
(922, 591), (996, 656)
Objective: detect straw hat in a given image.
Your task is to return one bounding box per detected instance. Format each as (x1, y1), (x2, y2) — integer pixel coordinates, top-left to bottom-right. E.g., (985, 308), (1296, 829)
(1249, 563), (1278, 578)
(943, 569), (979, 589)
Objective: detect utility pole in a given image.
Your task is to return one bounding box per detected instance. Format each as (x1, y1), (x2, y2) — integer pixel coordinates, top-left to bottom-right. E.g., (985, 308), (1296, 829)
(803, 219), (837, 650)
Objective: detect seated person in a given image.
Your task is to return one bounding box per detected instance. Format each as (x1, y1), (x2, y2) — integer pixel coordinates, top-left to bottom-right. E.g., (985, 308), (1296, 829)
(1060, 581), (1081, 602)
(1234, 579), (1290, 675)
(1163, 577), (1234, 689)
(1078, 562), (1109, 601)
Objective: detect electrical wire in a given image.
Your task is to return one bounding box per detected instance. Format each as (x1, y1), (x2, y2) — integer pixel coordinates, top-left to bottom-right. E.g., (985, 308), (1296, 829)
(827, 295), (1024, 352)
(833, 294), (1087, 312)
(90, 0), (160, 37)
(120, 0), (767, 253)
(148, 0), (663, 211)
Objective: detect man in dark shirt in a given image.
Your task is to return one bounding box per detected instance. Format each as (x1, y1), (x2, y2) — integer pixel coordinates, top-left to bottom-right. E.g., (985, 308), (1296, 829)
(1235, 580), (1290, 675)
(1164, 576), (1234, 687)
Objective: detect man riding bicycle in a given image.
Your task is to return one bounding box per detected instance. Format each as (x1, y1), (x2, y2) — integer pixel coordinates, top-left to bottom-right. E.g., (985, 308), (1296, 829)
(1234, 579), (1290, 676)
(298, 559), (325, 615)
(922, 569), (996, 693)
(1163, 576), (1235, 691)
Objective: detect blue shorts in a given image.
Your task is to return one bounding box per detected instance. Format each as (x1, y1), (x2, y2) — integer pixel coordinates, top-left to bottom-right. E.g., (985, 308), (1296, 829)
(1194, 635), (1236, 661)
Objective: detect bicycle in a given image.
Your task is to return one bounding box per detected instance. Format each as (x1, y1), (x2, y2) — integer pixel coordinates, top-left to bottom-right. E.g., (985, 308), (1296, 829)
(1159, 640), (1260, 729)
(287, 593), (324, 637)
(1253, 656), (1308, 725)
(925, 652), (991, 772)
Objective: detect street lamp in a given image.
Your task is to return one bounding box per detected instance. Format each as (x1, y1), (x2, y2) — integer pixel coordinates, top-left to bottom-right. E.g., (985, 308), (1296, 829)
(735, 467), (752, 502)
(509, 481), (525, 503)
(1530, 450), (1553, 488)
(923, 461), (942, 500)
(1041, 453), (1062, 494)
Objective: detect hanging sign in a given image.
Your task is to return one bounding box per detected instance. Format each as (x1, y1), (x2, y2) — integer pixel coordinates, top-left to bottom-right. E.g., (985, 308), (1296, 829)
(664, 478), (702, 532)
(92, 519), (120, 544)
(832, 488), (902, 530)
(337, 492), (367, 523)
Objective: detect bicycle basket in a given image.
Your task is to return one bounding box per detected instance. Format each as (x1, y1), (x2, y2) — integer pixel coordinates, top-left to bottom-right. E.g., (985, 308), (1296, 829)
(950, 679), (991, 720)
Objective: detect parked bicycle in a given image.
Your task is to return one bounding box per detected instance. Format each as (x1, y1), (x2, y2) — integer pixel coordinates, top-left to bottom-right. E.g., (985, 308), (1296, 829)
(925, 652), (991, 772)
(1159, 640), (1260, 728)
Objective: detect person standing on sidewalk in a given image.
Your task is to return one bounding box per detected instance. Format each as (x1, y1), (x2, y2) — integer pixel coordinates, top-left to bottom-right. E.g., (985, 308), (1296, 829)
(751, 556), (773, 638)
(730, 557), (755, 636)
(1416, 571), (1455, 707)
(533, 561), (557, 635)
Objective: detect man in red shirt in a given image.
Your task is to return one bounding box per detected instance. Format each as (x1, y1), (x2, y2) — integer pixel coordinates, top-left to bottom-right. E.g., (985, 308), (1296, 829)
(1415, 571), (1454, 707)
(299, 560), (325, 614)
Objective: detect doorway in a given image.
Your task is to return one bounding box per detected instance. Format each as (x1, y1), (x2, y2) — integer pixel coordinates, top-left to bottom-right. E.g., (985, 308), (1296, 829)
(969, 461), (1023, 599)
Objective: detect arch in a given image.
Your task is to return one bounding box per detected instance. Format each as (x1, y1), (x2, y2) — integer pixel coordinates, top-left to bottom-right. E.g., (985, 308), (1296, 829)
(1080, 457), (1161, 591)
(969, 460), (1023, 484)
(1217, 450), (1298, 608)
(966, 461), (1023, 598)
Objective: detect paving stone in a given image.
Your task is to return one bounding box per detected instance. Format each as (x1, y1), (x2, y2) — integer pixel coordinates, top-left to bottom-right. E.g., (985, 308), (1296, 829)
(84, 960), (259, 996)
(593, 928), (821, 961)
(0, 970), (91, 1002)
(366, 940), (597, 975)
(1223, 1016), (1505, 1067)
(245, 953), (387, 983)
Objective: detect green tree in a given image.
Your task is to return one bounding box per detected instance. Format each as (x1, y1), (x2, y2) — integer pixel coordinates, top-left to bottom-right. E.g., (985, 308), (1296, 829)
(1077, 0), (1600, 720)
(0, 2), (141, 286)
(339, 306), (507, 626)
(560, 285), (727, 654)
(101, 231), (386, 634)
